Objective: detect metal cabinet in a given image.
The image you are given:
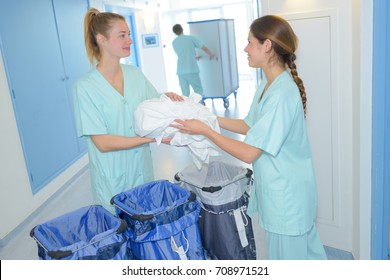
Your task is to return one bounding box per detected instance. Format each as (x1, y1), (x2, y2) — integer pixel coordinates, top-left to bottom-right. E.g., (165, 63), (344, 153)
(189, 19), (239, 108)
(0, 0), (89, 193)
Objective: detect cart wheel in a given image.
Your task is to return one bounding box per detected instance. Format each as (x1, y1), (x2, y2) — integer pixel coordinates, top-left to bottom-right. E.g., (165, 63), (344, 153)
(234, 91), (237, 99)
(223, 99), (229, 109)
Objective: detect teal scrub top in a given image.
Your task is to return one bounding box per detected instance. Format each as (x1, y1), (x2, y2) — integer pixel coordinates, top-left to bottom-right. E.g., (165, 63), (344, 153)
(172, 34), (203, 75)
(244, 70), (318, 236)
(72, 64), (159, 212)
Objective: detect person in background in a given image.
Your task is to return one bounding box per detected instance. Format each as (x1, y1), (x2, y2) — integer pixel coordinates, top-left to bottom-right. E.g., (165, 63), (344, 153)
(172, 23), (215, 97)
(171, 15), (327, 260)
(72, 8), (182, 213)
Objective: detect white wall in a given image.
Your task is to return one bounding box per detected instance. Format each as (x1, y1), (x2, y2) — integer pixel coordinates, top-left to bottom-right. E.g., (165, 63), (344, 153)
(357, 0), (373, 260)
(134, 10), (168, 93)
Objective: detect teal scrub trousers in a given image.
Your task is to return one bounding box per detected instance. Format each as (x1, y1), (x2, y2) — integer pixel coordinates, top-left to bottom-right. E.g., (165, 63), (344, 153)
(266, 224), (328, 260)
(178, 73), (204, 97)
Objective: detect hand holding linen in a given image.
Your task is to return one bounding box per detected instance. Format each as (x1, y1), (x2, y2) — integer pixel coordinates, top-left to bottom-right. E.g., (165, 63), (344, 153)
(134, 93), (220, 169)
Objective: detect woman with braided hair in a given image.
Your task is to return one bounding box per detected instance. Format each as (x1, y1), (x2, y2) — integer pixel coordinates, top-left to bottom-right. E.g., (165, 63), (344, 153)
(171, 15), (327, 259)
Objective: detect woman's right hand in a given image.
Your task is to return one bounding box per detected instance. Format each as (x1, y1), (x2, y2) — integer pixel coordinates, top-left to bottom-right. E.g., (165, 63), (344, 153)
(171, 119), (211, 136)
(164, 92), (184, 102)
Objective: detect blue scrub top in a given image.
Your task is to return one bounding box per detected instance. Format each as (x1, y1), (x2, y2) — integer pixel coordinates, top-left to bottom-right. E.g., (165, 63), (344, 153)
(172, 34), (203, 75)
(244, 70), (318, 235)
(72, 64), (159, 212)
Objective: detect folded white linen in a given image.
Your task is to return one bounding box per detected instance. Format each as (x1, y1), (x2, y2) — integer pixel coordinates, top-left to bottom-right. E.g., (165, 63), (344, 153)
(134, 93), (220, 169)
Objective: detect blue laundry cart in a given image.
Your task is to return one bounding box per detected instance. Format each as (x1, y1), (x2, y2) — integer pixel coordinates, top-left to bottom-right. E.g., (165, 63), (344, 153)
(174, 161), (257, 260)
(111, 180), (205, 260)
(30, 205), (128, 260)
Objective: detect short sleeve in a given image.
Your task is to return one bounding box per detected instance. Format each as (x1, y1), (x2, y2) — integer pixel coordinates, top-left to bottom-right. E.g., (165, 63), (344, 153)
(244, 89), (299, 157)
(141, 73), (160, 99)
(124, 65), (159, 98)
(191, 36), (204, 49)
(72, 81), (108, 137)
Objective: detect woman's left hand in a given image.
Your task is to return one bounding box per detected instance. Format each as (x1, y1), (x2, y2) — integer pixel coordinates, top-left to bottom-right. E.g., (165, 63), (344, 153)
(165, 92), (184, 101)
(161, 137), (172, 145)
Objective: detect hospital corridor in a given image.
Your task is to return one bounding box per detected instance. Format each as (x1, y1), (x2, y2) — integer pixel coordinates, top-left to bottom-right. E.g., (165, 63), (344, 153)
(0, 0), (389, 265)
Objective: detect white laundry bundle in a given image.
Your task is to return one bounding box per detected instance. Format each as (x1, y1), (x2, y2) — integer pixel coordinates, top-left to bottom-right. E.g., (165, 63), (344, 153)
(134, 93), (220, 169)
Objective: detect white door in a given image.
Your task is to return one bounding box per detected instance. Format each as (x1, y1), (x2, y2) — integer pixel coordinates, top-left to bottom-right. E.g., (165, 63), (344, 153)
(283, 10), (352, 251)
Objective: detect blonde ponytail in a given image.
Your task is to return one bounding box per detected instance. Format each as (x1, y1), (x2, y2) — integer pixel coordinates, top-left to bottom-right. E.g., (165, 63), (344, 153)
(83, 8), (125, 64)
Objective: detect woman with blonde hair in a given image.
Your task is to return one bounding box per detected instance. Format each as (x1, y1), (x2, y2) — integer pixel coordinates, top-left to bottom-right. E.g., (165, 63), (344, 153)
(73, 8), (182, 213)
(172, 15), (327, 259)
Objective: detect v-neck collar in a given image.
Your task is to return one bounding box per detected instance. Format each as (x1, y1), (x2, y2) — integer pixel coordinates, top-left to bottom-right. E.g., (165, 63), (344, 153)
(258, 70), (288, 103)
(93, 65), (125, 99)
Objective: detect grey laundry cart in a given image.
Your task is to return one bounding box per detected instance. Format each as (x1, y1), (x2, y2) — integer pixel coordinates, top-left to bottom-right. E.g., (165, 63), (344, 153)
(174, 161), (256, 260)
(188, 19), (239, 108)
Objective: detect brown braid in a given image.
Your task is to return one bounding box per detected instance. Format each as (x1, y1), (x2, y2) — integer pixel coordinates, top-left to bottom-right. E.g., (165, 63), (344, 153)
(286, 54), (307, 117)
(250, 15), (308, 118)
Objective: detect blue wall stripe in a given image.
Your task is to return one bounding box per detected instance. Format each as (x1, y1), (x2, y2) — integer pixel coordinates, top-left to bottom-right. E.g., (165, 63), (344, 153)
(371, 0), (390, 260)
